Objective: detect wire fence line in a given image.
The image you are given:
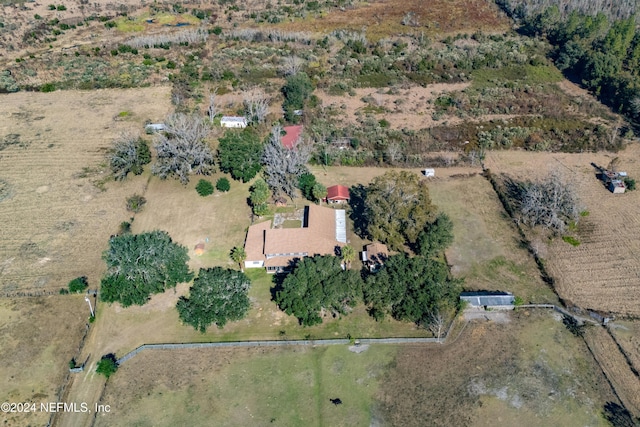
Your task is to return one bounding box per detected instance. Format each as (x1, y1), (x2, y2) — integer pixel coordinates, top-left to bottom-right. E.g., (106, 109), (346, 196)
(115, 304), (598, 365)
(116, 337), (441, 365)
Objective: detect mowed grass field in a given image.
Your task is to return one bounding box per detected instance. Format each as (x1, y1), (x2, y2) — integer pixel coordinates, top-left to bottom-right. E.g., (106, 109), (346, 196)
(96, 345), (396, 427)
(93, 311), (616, 427)
(0, 87), (171, 293)
(0, 295), (87, 427)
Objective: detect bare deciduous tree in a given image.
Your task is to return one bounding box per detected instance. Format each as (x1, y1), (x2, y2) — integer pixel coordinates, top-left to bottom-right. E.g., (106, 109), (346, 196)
(427, 310), (446, 342)
(208, 91), (218, 124)
(385, 142), (403, 165)
(281, 55), (304, 76)
(151, 113), (214, 184)
(519, 169), (581, 233)
(109, 132), (149, 181)
(261, 125), (312, 199)
(401, 11), (419, 27)
(243, 91), (269, 125)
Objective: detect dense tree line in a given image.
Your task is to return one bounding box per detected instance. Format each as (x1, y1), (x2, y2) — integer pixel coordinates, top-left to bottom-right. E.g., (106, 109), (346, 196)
(496, 0), (636, 23)
(501, 4), (640, 122)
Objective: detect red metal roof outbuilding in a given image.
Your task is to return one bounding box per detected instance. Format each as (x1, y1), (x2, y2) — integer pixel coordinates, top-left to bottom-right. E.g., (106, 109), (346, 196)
(281, 125), (303, 150)
(326, 185), (350, 202)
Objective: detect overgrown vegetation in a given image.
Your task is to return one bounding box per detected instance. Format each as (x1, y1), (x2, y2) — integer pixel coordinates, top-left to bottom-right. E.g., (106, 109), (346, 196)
(217, 129), (263, 183)
(359, 170), (436, 250)
(261, 126), (311, 199)
(125, 194), (147, 213)
(152, 113), (214, 184)
(515, 170), (581, 233)
(109, 133), (151, 181)
(364, 253), (462, 324)
(498, 2), (640, 123)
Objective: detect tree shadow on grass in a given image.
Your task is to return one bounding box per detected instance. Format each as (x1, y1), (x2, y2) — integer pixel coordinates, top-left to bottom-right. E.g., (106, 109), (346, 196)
(603, 402), (636, 427)
(348, 184), (370, 240)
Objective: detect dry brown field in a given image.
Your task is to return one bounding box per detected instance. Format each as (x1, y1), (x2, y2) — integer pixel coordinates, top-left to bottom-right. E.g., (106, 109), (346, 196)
(608, 321), (640, 380)
(0, 87), (171, 293)
(484, 145), (640, 316)
(0, 295), (87, 427)
(315, 84), (527, 131)
(378, 310), (616, 427)
(277, 0), (511, 40)
(583, 326), (640, 418)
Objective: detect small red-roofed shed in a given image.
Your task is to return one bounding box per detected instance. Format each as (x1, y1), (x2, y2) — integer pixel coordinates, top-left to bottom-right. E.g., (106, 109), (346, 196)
(326, 185), (350, 203)
(281, 125), (303, 149)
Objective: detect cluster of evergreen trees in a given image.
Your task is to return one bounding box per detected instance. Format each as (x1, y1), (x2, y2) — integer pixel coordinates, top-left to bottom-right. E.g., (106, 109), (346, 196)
(500, 3), (640, 122)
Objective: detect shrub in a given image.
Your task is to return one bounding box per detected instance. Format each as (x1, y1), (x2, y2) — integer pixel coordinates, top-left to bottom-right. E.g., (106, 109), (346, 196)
(68, 276), (89, 293)
(96, 354), (118, 378)
(562, 236), (580, 246)
(196, 179), (214, 196)
(126, 194), (147, 213)
(562, 315), (584, 337)
(40, 83), (56, 92)
(56, 4), (66, 10)
(216, 177), (230, 192)
(624, 177), (636, 190)
(119, 221), (131, 234)
(212, 26), (222, 35)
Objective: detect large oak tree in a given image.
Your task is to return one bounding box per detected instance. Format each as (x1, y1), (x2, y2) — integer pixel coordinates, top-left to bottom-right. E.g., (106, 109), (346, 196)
(217, 129), (263, 183)
(177, 267), (251, 332)
(100, 231), (192, 307)
(363, 254), (462, 324)
(364, 170), (437, 250)
(274, 255), (363, 326)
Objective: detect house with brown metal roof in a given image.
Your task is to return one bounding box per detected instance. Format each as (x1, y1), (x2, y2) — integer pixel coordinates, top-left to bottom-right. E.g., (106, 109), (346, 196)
(244, 204), (347, 273)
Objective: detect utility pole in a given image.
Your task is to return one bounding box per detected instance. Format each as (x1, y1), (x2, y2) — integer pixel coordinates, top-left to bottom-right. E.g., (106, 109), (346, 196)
(84, 295), (94, 318)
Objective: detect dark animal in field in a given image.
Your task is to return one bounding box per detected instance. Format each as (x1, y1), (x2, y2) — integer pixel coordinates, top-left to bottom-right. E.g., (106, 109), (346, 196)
(329, 398), (342, 406)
